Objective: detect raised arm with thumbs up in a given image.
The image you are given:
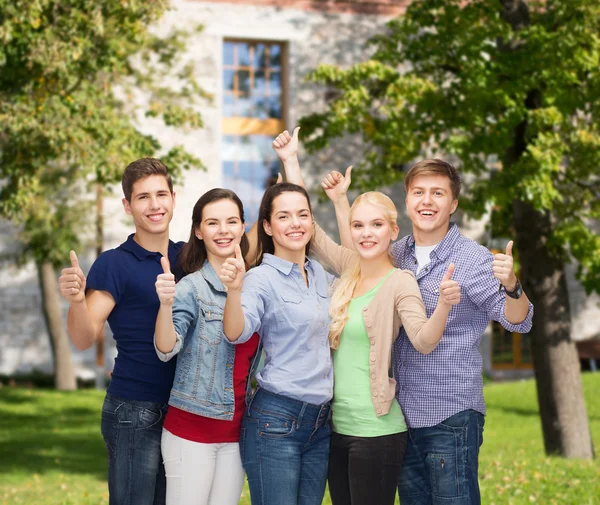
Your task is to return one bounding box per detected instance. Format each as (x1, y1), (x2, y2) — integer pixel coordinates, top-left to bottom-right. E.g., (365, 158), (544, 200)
(492, 240), (531, 323)
(154, 255), (178, 354)
(219, 244), (247, 342)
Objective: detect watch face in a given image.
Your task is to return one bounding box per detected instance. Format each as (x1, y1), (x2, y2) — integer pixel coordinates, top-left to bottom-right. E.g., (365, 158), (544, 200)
(507, 280), (523, 299)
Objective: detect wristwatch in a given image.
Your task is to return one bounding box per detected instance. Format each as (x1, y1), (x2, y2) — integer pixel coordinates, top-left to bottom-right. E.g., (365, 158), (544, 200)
(504, 278), (523, 299)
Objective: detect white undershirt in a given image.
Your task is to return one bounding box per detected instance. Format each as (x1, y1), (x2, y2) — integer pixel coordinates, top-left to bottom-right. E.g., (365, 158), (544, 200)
(415, 244), (439, 275)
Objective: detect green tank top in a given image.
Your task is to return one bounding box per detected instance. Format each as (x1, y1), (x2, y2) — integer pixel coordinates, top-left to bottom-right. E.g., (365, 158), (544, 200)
(332, 269), (407, 437)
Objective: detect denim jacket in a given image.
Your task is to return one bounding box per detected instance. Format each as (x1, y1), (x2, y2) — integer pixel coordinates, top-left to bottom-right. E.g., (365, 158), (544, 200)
(155, 260), (261, 420)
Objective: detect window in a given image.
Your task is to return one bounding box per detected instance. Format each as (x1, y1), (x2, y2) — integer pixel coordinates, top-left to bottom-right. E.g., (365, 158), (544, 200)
(222, 40), (286, 223)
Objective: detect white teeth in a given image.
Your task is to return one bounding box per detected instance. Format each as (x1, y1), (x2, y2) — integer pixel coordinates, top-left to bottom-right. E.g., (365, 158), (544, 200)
(288, 232), (303, 237)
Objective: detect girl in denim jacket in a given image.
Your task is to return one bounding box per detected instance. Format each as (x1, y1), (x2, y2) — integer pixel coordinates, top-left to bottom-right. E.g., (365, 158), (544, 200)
(154, 188), (261, 505)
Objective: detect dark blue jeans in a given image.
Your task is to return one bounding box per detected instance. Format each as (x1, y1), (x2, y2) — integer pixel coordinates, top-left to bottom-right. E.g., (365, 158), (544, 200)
(398, 409), (485, 505)
(240, 388), (332, 505)
(100, 394), (168, 505)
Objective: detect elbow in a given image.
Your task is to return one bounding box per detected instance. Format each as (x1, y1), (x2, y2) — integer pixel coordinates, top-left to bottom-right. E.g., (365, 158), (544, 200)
(224, 331), (241, 343)
(72, 338), (94, 352)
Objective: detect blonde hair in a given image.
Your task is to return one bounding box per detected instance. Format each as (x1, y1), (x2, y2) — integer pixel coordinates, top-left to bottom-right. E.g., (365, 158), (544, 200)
(329, 192), (398, 349)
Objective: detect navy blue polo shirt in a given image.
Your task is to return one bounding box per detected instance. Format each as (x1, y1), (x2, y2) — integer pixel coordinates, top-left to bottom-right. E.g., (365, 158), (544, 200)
(86, 234), (184, 404)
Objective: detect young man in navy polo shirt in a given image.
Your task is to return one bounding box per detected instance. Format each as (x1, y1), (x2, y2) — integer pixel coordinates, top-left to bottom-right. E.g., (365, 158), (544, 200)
(59, 158), (182, 505)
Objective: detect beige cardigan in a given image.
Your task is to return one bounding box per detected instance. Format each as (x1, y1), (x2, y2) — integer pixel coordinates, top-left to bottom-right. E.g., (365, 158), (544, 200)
(312, 224), (436, 417)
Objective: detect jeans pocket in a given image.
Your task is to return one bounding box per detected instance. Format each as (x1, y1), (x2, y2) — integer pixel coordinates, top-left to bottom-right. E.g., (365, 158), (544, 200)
(138, 405), (163, 430)
(258, 415), (296, 439)
(428, 452), (462, 498)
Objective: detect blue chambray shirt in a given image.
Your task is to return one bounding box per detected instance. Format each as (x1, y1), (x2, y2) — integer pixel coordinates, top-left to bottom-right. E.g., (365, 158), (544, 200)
(235, 253), (334, 405)
(391, 224), (534, 428)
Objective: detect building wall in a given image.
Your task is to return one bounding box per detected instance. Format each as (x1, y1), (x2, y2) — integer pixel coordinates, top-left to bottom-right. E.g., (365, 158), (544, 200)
(0, 0), (598, 379)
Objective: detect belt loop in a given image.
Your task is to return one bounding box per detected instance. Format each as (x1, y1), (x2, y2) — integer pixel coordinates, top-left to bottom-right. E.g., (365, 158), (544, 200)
(297, 402), (307, 427)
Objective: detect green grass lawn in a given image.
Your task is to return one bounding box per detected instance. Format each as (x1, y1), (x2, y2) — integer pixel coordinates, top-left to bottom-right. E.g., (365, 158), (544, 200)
(1, 374), (599, 505)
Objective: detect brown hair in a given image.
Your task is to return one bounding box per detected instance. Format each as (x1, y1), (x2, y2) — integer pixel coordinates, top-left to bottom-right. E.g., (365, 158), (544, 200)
(121, 158), (173, 202)
(177, 189), (249, 275)
(404, 159), (461, 200)
(255, 182), (313, 266)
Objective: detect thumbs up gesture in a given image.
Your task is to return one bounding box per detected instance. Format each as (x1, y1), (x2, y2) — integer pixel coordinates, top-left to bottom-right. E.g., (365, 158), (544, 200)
(272, 126), (300, 162)
(321, 166), (353, 204)
(219, 244), (246, 291)
(438, 263), (461, 306)
(493, 240), (518, 291)
(155, 256), (176, 306)
(59, 251), (87, 303)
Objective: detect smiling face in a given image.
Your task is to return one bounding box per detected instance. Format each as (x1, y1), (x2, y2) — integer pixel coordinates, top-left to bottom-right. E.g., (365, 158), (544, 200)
(195, 198), (245, 262)
(122, 174), (175, 237)
(405, 174), (458, 245)
(263, 191), (313, 259)
(350, 201), (399, 261)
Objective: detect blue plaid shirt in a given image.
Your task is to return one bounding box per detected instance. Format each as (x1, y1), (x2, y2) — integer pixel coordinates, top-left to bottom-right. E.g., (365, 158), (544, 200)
(391, 223), (533, 428)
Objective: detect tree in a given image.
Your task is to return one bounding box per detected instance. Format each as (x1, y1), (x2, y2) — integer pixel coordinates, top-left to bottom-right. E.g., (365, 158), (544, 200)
(0, 0), (209, 389)
(300, 0), (599, 458)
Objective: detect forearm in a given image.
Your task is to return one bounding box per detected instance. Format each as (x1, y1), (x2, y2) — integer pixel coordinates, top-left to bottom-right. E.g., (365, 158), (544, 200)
(155, 305), (177, 353)
(504, 292), (531, 324)
(281, 154), (303, 187)
(415, 302), (451, 354)
(223, 289), (245, 341)
(246, 221), (259, 265)
(66, 301), (97, 350)
(333, 199), (353, 249)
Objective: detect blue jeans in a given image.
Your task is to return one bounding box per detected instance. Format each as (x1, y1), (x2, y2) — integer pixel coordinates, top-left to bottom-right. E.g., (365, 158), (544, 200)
(240, 388), (332, 505)
(101, 394), (168, 505)
(398, 410), (485, 505)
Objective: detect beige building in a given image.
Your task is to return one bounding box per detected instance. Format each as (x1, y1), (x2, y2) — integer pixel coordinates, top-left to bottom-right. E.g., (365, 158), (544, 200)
(1, 0), (598, 382)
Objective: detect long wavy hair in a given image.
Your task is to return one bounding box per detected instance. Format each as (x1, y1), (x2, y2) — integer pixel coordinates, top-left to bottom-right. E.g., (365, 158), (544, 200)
(177, 188), (249, 275)
(328, 191), (398, 349)
(254, 182), (313, 266)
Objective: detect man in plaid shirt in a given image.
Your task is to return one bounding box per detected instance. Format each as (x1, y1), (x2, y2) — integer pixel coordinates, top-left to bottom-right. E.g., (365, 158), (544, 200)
(321, 158), (533, 505)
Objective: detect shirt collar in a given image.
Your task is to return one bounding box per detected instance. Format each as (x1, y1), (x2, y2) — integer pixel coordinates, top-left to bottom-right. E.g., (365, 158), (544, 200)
(262, 253), (314, 276)
(120, 233), (176, 261)
(199, 260), (227, 293)
(407, 223), (460, 262)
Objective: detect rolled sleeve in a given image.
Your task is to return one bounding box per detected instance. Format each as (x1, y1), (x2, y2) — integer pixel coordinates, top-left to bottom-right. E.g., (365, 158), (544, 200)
(236, 271), (267, 345)
(465, 248), (534, 333)
(154, 279), (198, 360)
(154, 332), (183, 362)
(491, 295), (534, 333)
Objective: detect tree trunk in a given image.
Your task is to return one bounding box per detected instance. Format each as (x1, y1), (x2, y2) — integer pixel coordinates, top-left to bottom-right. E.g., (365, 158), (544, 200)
(500, 0), (593, 460)
(512, 202), (593, 458)
(37, 261), (77, 390)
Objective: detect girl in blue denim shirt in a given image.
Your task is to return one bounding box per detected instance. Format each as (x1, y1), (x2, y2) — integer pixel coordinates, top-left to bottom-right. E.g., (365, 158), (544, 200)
(154, 189), (260, 505)
(220, 183), (333, 505)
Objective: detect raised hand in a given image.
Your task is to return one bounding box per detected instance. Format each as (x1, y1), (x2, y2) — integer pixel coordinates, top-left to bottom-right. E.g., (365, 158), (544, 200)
(155, 256), (176, 306)
(219, 244), (246, 291)
(493, 241), (518, 291)
(321, 166), (353, 203)
(59, 250), (87, 303)
(439, 263), (461, 306)
(272, 126), (300, 162)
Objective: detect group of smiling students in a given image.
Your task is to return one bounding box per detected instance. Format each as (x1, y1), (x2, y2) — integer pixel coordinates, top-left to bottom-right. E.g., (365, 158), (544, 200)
(60, 128), (533, 505)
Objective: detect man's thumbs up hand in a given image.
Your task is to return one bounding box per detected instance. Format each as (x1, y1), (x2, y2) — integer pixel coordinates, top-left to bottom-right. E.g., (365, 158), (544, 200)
(59, 250), (86, 303)
(493, 240), (518, 291)
(155, 256), (176, 306)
